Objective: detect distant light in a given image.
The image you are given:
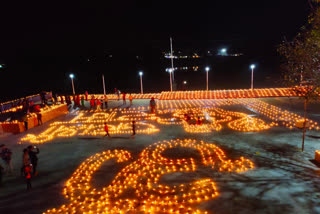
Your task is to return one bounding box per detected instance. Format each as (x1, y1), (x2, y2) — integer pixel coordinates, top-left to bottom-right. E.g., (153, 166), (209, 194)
(0, 65), (3, 68)
(183, 81), (187, 84)
(205, 66), (210, 72)
(69, 74), (74, 79)
(221, 48), (227, 53)
(250, 64), (256, 69)
(139, 71), (143, 76)
(168, 68), (173, 73)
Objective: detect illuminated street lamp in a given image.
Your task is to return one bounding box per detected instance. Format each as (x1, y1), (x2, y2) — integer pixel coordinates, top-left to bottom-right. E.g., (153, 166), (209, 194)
(220, 48), (227, 56)
(69, 73), (75, 95)
(183, 81), (187, 84)
(250, 64), (256, 90)
(169, 68), (173, 92)
(139, 71), (143, 94)
(205, 66), (210, 91)
(0, 65), (3, 68)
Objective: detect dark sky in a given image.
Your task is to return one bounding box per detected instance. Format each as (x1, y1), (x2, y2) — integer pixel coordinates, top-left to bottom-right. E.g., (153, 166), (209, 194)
(0, 1), (311, 101)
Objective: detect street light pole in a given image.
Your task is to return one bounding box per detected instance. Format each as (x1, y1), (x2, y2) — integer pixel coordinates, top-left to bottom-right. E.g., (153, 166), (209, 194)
(250, 64), (255, 90)
(169, 69), (173, 92)
(170, 37), (175, 82)
(69, 74), (75, 95)
(102, 74), (106, 97)
(205, 66), (210, 91)
(139, 71), (143, 94)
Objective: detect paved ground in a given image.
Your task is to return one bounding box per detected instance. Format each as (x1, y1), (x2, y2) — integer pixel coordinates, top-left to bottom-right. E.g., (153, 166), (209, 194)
(0, 98), (320, 214)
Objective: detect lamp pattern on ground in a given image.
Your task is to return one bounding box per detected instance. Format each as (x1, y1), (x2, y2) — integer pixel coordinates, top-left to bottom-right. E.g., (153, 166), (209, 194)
(20, 110), (160, 144)
(43, 139), (254, 214)
(157, 99), (319, 131)
(20, 98), (320, 144)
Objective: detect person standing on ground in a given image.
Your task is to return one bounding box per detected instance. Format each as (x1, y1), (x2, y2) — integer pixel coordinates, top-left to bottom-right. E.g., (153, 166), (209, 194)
(60, 95), (64, 104)
(54, 94), (58, 104)
(196, 116), (202, 125)
(0, 164), (3, 186)
(131, 120), (136, 137)
(28, 145), (39, 176)
(149, 97), (156, 113)
(24, 164), (32, 190)
(21, 148), (30, 176)
(0, 144), (13, 174)
(85, 91), (89, 101)
(37, 112), (42, 125)
(104, 95), (108, 109)
(23, 114), (29, 130)
(122, 92), (126, 105)
(129, 94), (133, 105)
(90, 97), (95, 110)
(104, 122), (111, 138)
(96, 99), (101, 111)
(81, 96), (85, 107)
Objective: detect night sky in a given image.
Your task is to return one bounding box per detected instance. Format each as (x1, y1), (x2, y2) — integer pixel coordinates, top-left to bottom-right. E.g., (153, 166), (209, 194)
(0, 1), (311, 102)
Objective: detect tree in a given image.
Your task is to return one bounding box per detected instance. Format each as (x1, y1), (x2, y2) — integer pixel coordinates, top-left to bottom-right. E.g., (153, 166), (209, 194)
(278, 6), (320, 151)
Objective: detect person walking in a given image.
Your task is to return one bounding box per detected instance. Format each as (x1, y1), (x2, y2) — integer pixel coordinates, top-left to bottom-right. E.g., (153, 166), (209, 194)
(28, 145), (39, 176)
(0, 144), (13, 174)
(129, 94), (133, 105)
(104, 122), (111, 138)
(37, 112), (42, 125)
(149, 97), (156, 113)
(24, 164), (32, 190)
(131, 120), (136, 137)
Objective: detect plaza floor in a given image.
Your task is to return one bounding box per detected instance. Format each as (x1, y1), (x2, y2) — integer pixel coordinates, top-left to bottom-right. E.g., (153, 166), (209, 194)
(0, 98), (320, 214)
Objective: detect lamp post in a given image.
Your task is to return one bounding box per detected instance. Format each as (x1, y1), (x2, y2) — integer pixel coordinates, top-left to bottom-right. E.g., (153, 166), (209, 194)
(250, 64), (255, 90)
(139, 71), (143, 94)
(169, 68), (173, 92)
(205, 66), (210, 91)
(69, 74), (75, 95)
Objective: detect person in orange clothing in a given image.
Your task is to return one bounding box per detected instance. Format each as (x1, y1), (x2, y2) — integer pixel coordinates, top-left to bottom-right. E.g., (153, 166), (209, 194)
(104, 122), (111, 138)
(129, 94), (133, 105)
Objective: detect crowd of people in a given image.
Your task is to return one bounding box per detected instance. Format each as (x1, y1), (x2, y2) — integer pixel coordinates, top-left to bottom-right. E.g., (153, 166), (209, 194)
(0, 144), (39, 190)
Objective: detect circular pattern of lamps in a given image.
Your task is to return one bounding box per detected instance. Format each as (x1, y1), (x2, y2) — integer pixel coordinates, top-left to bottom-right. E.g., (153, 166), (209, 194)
(44, 139), (254, 214)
